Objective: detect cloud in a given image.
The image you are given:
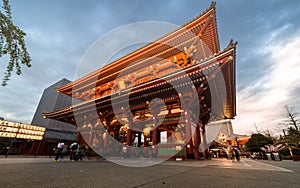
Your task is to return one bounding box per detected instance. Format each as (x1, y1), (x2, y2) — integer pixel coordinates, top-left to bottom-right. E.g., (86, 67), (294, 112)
(233, 28), (300, 135)
(1, 0), (300, 135)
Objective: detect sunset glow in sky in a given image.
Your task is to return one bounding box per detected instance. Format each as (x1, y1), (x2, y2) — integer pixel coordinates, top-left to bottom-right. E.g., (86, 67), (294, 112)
(1, 1), (300, 135)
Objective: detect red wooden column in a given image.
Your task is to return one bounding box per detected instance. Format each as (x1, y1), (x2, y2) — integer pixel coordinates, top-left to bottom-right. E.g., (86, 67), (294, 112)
(184, 111), (194, 159)
(192, 122), (201, 159)
(98, 112), (108, 147)
(103, 115), (112, 154)
(126, 127), (132, 146)
(167, 131), (172, 142)
(152, 115), (158, 157)
(137, 133), (142, 147)
(144, 136), (148, 157)
(126, 115), (134, 147)
(200, 124), (209, 159)
(103, 128), (111, 155)
(182, 93), (197, 159)
(121, 107), (134, 147)
(150, 102), (160, 158)
(76, 116), (84, 145)
(89, 119), (96, 147)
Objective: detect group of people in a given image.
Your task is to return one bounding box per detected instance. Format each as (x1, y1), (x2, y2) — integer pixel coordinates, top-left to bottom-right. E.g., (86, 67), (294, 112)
(54, 141), (83, 162)
(226, 146), (240, 161)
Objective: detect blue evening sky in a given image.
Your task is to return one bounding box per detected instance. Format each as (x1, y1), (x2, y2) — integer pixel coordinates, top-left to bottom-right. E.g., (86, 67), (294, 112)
(1, 0), (300, 135)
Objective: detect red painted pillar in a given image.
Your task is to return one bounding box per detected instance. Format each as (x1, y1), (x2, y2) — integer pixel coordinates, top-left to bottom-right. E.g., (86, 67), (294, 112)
(137, 133), (142, 147)
(90, 121), (95, 147)
(184, 111), (194, 159)
(126, 129), (132, 146)
(124, 108), (134, 147)
(193, 122), (201, 159)
(144, 136), (148, 157)
(152, 116), (158, 157)
(200, 124), (208, 159)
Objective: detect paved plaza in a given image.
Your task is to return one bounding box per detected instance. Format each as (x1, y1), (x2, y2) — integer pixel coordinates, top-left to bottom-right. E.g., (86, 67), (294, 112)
(0, 156), (300, 188)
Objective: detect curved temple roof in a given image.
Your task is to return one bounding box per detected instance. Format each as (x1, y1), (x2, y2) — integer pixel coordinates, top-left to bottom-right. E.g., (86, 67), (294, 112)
(57, 2), (220, 96)
(43, 42), (237, 123)
(44, 2), (237, 125)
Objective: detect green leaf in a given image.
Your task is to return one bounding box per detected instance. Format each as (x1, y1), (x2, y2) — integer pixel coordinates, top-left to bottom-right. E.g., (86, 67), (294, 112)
(0, 0), (31, 86)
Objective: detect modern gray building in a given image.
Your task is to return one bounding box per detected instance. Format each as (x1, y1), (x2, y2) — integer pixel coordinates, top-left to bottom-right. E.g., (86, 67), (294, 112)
(31, 78), (77, 144)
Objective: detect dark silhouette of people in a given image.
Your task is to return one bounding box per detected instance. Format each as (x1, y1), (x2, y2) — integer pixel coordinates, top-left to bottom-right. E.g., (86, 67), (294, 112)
(70, 142), (82, 161)
(55, 141), (65, 161)
(233, 148), (240, 161)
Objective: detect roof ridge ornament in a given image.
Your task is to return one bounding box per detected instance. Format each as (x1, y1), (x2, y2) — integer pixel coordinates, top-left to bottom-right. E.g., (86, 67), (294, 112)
(210, 1), (217, 9)
(226, 39), (238, 49)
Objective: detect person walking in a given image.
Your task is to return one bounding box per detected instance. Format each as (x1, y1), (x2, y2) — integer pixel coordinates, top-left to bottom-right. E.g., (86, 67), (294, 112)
(227, 146), (233, 160)
(55, 141), (65, 161)
(233, 148), (240, 161)
(70, 142), (82, 161)
(61, 144), (68, 159)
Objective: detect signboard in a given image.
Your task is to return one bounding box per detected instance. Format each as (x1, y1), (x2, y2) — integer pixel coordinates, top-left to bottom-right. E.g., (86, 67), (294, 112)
(0, 120), (46, 140)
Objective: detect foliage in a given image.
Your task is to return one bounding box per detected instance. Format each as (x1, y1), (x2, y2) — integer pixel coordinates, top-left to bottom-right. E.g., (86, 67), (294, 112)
(279, 147), (291, 156)
(280, 106), (300, 156)
(245, 133), (274, 152)
(0, 0), (31, 86)
(282, 127), (300, 156)
(284, 127), (300, 147)
(282, 105), (299, 131)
